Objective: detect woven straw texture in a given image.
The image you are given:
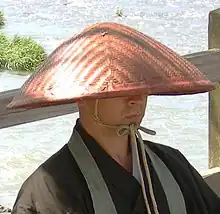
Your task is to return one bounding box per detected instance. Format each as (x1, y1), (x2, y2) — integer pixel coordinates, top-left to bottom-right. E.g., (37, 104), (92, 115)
(7, 22), (215, 109)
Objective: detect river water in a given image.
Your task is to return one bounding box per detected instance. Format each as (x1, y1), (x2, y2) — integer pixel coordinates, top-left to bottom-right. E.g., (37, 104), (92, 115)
(0, 0), (220, 208)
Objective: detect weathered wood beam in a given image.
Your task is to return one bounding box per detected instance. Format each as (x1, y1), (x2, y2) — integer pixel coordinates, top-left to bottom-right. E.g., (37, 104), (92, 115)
(0, 89), (78, 129)
(184, 49), (220, 83)
(208, 8), (220, 168)
(0, 48), (220, 130)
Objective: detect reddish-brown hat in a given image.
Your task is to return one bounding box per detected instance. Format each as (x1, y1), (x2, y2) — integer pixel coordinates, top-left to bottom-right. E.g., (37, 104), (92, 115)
(7, 22), (215, 109)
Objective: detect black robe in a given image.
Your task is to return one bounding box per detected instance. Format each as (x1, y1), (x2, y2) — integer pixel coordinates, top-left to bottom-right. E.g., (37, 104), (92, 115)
(11, 120), (220, 214)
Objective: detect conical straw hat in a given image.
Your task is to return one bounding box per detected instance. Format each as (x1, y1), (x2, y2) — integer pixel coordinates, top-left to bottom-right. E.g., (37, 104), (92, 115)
(7, 22), (215, 109)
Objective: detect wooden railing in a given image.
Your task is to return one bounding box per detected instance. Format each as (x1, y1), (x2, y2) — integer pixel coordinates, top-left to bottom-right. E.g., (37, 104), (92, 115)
(208, 9), (220, 169)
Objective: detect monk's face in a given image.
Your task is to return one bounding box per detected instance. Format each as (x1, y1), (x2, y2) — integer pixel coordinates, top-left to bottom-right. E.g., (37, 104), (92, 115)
(80, 95), (147, 126)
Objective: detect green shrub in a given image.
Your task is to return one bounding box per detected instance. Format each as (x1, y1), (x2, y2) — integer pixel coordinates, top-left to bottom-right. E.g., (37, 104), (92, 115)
(0, 33), (47, 74)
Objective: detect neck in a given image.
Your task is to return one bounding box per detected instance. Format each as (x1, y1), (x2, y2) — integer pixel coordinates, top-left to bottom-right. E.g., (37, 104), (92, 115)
(79, 118), (132, 172)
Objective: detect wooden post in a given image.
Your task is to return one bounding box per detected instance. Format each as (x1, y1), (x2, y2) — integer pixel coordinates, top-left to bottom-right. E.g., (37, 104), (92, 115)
(208, 8), (220, 168)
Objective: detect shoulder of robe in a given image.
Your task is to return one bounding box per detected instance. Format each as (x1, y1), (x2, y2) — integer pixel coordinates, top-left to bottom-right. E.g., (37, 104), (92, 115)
(17, 145), (68, 191)
(143, 139), (179, 155)
(144, 140), (220, 213)
(11, 167), (55, 214)
(174, 148), (220, 212)
(18, 143), (80, 193)
(143, 139), (190, 173)
(12, 145), (83, 213)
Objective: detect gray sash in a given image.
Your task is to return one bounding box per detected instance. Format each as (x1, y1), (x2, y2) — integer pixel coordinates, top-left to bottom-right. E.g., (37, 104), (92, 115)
(144, 145), (187, 214)
(68, 129), (117, 214)
(68, 129), (187, 214)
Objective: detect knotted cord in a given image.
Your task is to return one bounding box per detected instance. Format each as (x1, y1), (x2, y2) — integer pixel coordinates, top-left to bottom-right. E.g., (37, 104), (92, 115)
(92, 99), (159, 214)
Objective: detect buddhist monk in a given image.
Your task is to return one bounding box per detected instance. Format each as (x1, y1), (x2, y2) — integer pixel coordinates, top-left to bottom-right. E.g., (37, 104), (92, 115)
(9, 22), (220, 214)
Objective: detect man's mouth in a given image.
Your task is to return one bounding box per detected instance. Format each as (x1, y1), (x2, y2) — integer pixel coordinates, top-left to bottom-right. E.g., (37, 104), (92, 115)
(125, 114), (142, 119)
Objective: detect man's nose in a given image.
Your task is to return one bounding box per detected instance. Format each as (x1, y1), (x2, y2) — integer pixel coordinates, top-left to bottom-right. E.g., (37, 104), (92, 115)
(127, 95), (146, 106)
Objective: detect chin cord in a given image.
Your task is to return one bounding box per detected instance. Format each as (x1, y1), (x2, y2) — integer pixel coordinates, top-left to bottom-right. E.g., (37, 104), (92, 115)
(92, 100), (159, 214)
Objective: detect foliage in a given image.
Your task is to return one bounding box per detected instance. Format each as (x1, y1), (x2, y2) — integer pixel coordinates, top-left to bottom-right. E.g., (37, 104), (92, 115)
(0, 33), (47, 74)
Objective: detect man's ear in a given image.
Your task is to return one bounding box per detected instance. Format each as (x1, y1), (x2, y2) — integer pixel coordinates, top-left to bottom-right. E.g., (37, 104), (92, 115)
(77, 99), (96, 112)
(77, 99), (87, 108)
